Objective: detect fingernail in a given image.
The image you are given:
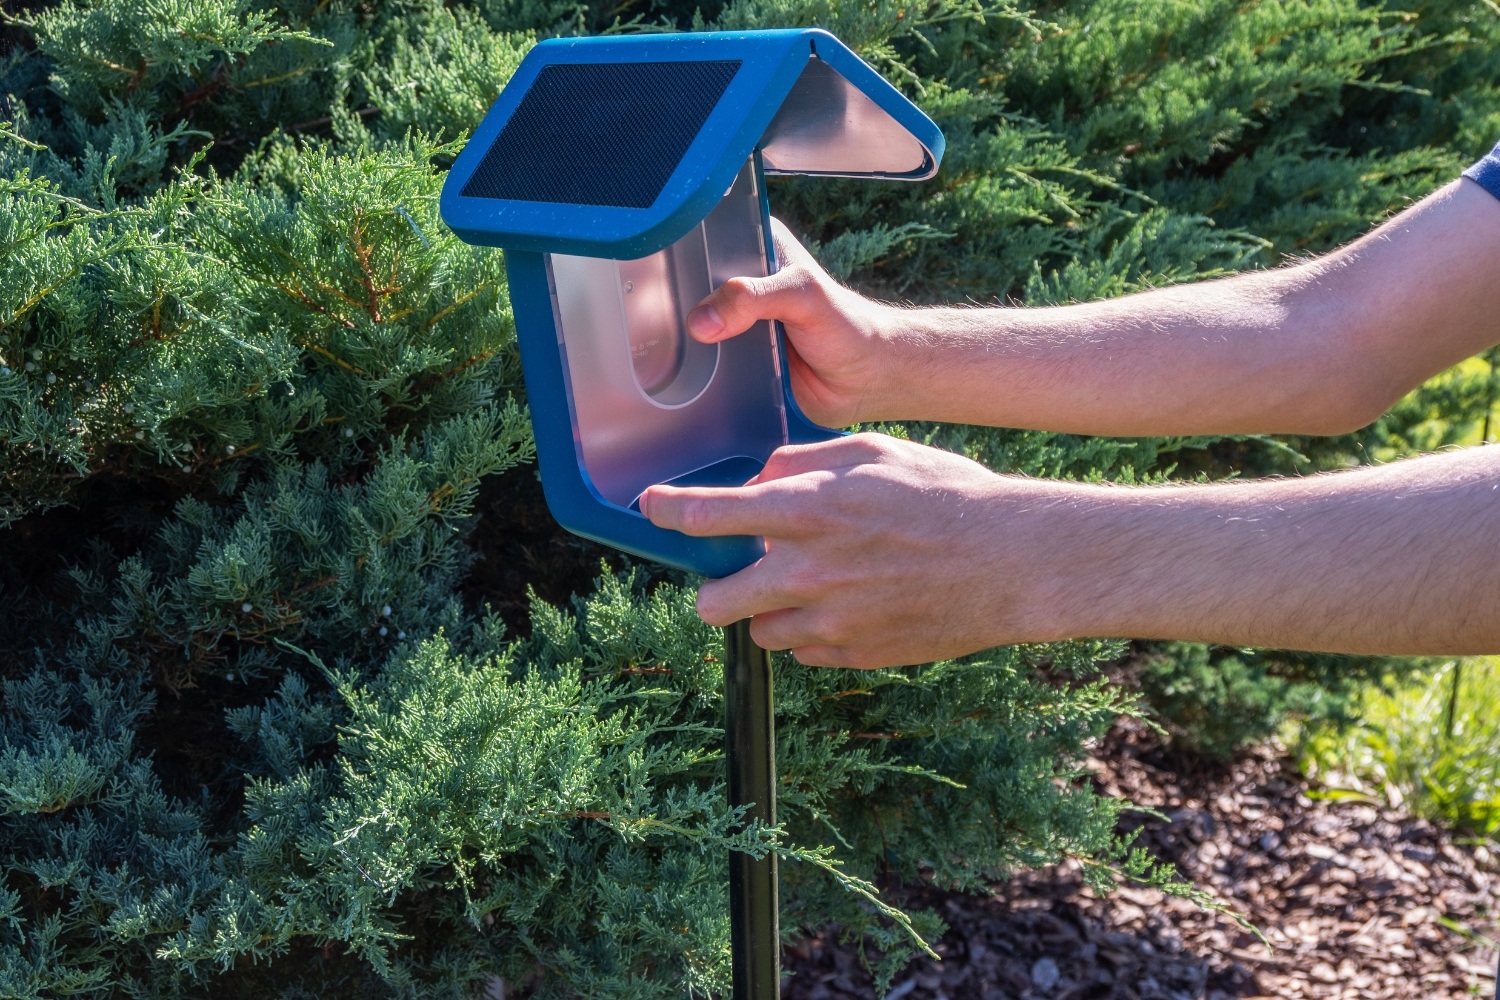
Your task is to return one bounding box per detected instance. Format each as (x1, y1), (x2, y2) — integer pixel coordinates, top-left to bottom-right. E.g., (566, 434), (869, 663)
(686, 304), (724, 339)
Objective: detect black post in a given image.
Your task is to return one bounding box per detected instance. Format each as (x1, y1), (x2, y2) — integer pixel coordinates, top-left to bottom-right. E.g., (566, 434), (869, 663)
(724, 619), (780, 1000)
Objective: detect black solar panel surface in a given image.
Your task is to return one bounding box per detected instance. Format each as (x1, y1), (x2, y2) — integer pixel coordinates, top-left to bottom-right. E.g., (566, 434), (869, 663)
(461, 60), (742, 209)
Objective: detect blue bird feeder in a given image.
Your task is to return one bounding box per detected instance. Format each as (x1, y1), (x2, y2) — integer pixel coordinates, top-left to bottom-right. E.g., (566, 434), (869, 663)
(440, 30), (943, 1000)
(440, 27), (943, 578)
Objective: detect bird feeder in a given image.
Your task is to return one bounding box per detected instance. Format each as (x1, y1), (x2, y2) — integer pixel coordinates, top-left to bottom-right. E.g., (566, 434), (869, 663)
(440, 27), (943, 577)
(440, 28), (943, 1000)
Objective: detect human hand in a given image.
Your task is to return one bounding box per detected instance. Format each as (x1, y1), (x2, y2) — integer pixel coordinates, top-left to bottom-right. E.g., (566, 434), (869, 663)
(640, 433), (1062, 668)
(686, 218), (900, 427)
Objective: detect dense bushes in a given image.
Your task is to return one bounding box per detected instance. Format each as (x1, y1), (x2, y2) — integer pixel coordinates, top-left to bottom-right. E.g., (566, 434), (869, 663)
(1130, 644), (1417, 761)
(0, 0), (1495, 996)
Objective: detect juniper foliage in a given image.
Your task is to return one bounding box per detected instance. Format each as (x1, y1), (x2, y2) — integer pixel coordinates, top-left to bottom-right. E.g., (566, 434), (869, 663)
(0, 0), (1494, 996)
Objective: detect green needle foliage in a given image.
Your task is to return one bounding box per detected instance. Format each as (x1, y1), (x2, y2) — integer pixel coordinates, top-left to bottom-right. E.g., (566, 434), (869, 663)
(0, 0), (1494, 995)
(1130, 642), (1424, 761)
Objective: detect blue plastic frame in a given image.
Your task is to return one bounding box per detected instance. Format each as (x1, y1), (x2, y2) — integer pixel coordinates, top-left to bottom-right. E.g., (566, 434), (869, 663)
(443, 29), (943, 576)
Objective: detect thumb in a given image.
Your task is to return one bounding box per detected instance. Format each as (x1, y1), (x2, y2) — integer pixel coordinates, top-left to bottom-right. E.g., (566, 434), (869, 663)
(685, 267), (816, 343)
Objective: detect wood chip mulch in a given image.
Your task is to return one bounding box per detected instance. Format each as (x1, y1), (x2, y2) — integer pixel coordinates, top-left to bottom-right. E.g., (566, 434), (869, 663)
(781, 722), (1500, 1000)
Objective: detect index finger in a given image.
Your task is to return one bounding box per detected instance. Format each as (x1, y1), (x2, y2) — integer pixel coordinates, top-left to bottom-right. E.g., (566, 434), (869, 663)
(640, 481), (803, 538)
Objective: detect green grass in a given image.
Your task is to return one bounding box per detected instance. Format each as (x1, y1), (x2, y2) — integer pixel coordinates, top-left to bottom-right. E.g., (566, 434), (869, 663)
(1296, 659), (1500, 838)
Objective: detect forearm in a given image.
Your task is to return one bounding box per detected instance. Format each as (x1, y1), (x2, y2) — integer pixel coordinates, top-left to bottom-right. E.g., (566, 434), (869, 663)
(1009, 446), (1500, 654)
(868, 179), (1500, 436)
(871, 267), (1342, 434)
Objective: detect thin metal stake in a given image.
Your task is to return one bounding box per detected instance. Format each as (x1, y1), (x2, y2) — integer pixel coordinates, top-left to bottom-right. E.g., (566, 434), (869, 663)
(724, 619), (780, 1000)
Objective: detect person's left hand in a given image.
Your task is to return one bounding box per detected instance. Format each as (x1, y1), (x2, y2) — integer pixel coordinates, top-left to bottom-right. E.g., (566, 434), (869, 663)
(639, 434), (1055, 668)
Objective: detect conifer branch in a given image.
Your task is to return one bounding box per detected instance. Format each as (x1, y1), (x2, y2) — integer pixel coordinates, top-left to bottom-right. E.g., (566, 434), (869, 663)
(278, 285), (356, 328)
(424, 283), (494, 329)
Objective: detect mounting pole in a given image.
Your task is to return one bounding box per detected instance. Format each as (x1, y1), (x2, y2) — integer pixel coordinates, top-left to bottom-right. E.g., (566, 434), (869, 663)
(724, 619), (780, 1000)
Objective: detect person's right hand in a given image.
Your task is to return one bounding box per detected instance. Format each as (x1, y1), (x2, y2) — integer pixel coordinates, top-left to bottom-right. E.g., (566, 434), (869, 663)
(686, 218), (898, 427)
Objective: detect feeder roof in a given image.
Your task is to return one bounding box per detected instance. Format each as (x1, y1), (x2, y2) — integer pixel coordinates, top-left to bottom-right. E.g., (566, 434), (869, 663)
(440, 29), (944, 259)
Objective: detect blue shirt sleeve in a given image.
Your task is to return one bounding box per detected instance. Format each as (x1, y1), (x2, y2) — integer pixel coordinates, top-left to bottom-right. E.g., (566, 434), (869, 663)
(1462, 141), (1500, 201)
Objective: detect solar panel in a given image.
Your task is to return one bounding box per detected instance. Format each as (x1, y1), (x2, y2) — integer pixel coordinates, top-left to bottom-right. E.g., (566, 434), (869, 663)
(460, 60), (742, 209)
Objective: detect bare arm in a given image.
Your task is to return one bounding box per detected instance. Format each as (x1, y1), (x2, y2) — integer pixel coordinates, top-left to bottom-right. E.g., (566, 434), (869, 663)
(644, 175), (1500, 665)
(691, 178), (1500, 436)
(642, 436), (1500, 667)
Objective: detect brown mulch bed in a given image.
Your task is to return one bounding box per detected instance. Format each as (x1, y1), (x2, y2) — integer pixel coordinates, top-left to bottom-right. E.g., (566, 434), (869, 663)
(781, 723), (1500, 1000)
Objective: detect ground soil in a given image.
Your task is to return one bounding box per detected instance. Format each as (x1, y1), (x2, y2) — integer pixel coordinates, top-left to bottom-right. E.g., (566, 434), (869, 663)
(781, 721), (1500, 1000)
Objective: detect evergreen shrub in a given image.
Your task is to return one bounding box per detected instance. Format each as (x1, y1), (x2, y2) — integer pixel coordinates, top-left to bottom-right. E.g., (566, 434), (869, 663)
(0, 0), (1496, 995)
(1131, 643), (1415, 761)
